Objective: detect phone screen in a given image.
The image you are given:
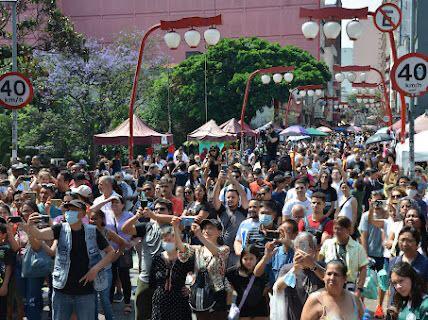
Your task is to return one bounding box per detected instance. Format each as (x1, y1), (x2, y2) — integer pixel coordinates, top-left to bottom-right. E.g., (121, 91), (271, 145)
(181, 217), (195, 227)
(8, 216), (23, 223)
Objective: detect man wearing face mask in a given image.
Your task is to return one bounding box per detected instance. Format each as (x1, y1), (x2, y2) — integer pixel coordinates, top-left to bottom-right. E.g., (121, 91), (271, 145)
(26, 199), (115, 320)
(406, 180), (427, 218)
(234, 199), (265, 255)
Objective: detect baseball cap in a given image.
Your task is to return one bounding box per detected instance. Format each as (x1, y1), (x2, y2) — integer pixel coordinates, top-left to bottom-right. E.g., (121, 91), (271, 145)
(63, 199), (87, 210)
(188, 164), (200, 173)
(200, 219), (223, 231)
(70, 185), (92, 198)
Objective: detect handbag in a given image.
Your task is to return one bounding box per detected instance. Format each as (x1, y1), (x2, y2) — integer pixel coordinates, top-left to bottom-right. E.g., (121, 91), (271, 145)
(21, 245), (53, 278)
(189, 256), (217, 312)
(227, 275), (256, 320)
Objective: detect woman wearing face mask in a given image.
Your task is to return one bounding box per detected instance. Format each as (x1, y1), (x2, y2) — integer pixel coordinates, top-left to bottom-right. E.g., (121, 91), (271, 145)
(149, 225), (195, 320)
(404, 208), (428, 256)
(173, 217), (230, 320)
(89, 210), (127, 320)
(226, 244), (269, 320)
(387, 262), (428, 320)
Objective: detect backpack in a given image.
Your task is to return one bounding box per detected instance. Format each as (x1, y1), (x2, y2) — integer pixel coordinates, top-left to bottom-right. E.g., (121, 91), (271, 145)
(303, 216), (330, 245)
(189, 256), (217, 312)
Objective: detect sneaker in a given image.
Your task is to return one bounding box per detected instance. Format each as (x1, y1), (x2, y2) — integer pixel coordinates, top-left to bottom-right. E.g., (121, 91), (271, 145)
(374, 305), (384, 318)
(113, 292), (124, 303)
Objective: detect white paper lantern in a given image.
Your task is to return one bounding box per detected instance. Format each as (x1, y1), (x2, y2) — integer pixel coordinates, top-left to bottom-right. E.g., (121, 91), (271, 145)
(307, 89), (315, 97)
(302, 20), (320, 39)
(335, 73), (345, 82)
(315, 89), (323, 96)
(283, 72), (294, 83)
(363, 98), (369, 103)
(351, 88), (359, 95)
(204, 27), (221, 46)
(261, 74), (271, 84)
(359, 72), (367, 82)
(184, 29), (201, 48)
(356, 98), (362, 103)
(369, 88), (376, 95)
(360, 88), (367, 94)
(346, 19), (363, 40)
(323, 21), (341, 39)
(299, 90), (307, 97)
(164, 31), (181, 49)
(272, 73), (283, 83)
(347, 72), (357, 83)
(369, 98), (375, 103)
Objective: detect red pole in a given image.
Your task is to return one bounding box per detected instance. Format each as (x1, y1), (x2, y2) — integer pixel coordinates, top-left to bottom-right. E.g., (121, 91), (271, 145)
(240, 70), (260, 155)
(128, 24), (161, 163)
(370, 67), (393, 127)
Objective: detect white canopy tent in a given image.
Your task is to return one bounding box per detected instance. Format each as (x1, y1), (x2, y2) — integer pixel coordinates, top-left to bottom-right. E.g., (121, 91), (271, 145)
(395, 130), (428, 173)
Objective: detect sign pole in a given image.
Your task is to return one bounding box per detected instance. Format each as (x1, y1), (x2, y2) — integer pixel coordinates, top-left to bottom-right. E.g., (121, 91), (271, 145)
(11, 1), (18, 162)
(408, 0), (416, 179)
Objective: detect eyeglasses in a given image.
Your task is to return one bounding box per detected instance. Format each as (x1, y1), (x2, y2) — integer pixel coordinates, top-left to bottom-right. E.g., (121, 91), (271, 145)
(295, 187), (304, 190)
(391, 195), (402, 199)
(184, 191), (193, 195)
(257, 193), (266, 196)
(311, 201), (323, 205)
(41, 183), (56, 190)
(401, 204), (412, 208)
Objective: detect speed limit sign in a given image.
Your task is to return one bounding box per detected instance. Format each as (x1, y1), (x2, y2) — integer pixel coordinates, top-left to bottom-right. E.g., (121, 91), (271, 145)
(391, 53), (428, 97)
(0, 72), (34, 110)
(374, 3), (401, 33)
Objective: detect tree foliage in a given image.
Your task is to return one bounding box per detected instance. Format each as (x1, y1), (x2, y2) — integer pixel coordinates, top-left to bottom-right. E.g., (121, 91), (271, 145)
(142, 37), (331, 143)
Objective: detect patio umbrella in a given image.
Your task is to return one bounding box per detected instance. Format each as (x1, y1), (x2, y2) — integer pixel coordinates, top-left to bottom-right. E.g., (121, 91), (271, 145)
(287, 135), (311, 141)
(279, 125), (309, 137)
(306, 127), (328, 137)
(317, 126), (333, 133)
(346, 125), (362, 133)
(375, 127), (389, 135)
(365, 133), (393, 145)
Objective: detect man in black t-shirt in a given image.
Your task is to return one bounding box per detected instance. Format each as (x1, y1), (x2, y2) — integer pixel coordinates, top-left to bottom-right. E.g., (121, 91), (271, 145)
(263, 125), (279, 166)
(27, 199), (115, 320)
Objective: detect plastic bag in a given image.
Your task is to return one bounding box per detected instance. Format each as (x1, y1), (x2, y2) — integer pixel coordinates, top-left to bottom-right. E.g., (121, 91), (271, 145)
(362, 268), (378, 300)
(377, 268), (390, 292)
(270, 285), (286, 320)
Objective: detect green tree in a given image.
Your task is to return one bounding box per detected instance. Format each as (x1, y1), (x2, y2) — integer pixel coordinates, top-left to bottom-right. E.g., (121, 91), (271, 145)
(142, 37), (331, 143)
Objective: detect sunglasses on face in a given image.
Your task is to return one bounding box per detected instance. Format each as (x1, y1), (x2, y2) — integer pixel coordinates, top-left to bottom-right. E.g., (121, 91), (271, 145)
(184, 191), (193, 195)
(391, 194), (402, 199)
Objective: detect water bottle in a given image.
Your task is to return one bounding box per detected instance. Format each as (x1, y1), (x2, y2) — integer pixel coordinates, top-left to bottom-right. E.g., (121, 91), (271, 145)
(362, 308), (372, 320)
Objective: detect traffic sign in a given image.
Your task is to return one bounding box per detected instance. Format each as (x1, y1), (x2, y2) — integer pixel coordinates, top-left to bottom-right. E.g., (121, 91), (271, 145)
(0, 72), (34, 110)
(391, 53), (428, 97)
(374, 3), (401, 33)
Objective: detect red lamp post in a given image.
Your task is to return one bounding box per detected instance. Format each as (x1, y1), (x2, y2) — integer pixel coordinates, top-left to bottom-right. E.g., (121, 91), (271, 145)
(332, 65), (393, 128)
(239, 66), (295, 153)
(284, 84), (324, 127)
(127, 15), (222, 162)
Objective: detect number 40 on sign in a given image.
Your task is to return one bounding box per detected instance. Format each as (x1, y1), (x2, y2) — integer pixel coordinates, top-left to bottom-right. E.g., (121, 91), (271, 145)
(391, 53), (428, 97)
(0, 72), (34, 110)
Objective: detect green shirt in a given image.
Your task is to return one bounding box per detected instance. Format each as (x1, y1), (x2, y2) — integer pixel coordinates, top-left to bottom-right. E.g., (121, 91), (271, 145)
(399, 297), (428, 320)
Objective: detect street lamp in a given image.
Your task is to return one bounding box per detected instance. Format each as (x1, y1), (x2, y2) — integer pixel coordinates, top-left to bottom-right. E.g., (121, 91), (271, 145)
(239, 66), (295, 154)
(127, 15), (222, 162)
(284, 84), (324, 127)
(333, 65), (393, 127)
(299, 7), (369, 41)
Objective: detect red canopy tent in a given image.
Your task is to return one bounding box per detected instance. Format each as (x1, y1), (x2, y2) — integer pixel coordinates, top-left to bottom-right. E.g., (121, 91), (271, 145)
(187, 120), (236, 142)
(219, 118), (256, 137)
(93, 115), (173, 145)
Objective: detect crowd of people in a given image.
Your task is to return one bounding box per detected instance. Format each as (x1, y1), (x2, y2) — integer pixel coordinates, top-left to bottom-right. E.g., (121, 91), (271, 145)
(0, 125), (428, 320)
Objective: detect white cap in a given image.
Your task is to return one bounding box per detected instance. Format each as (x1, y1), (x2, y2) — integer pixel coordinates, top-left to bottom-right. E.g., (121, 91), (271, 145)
(70, 185), (92, 198)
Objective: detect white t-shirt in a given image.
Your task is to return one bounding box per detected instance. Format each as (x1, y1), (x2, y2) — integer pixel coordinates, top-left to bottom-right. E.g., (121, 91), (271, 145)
(282, 197), (312, 217)
(93, 191), (119, 218)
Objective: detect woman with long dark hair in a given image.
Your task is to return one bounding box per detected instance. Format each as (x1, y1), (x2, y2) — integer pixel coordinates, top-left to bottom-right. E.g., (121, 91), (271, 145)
(226, 244), (269, 320)
(404, 208), (428, 256)
(314, 170), (338, 218)
(388, 262), (428, 320)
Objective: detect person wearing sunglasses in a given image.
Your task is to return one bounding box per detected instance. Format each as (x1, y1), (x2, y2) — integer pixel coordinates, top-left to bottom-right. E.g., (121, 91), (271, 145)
(122, 198), (174, 320)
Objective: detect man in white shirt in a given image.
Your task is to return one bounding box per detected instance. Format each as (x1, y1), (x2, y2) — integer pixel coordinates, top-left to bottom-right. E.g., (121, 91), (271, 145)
(92, 175), (119, 217)
(282, 179), (313, 218)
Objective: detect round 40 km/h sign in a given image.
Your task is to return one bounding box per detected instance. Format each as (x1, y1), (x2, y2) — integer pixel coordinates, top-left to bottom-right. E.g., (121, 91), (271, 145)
(391, 53), (428, 97)
(374, 3), (402, 33)
(0, 72), (34, 110)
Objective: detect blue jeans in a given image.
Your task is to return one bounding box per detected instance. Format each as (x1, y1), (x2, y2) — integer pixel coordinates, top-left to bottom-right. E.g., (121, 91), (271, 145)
(15, 259), (44, 320)
(97, 268), (114, 320)
(52, 290), (96, 320)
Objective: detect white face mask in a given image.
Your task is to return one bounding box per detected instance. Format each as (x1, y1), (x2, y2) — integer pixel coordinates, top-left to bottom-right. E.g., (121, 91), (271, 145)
(406, 189), (418, 199)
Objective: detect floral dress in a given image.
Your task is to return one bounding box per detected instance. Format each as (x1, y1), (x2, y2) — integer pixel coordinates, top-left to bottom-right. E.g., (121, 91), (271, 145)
(149, 254), (194, 320)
